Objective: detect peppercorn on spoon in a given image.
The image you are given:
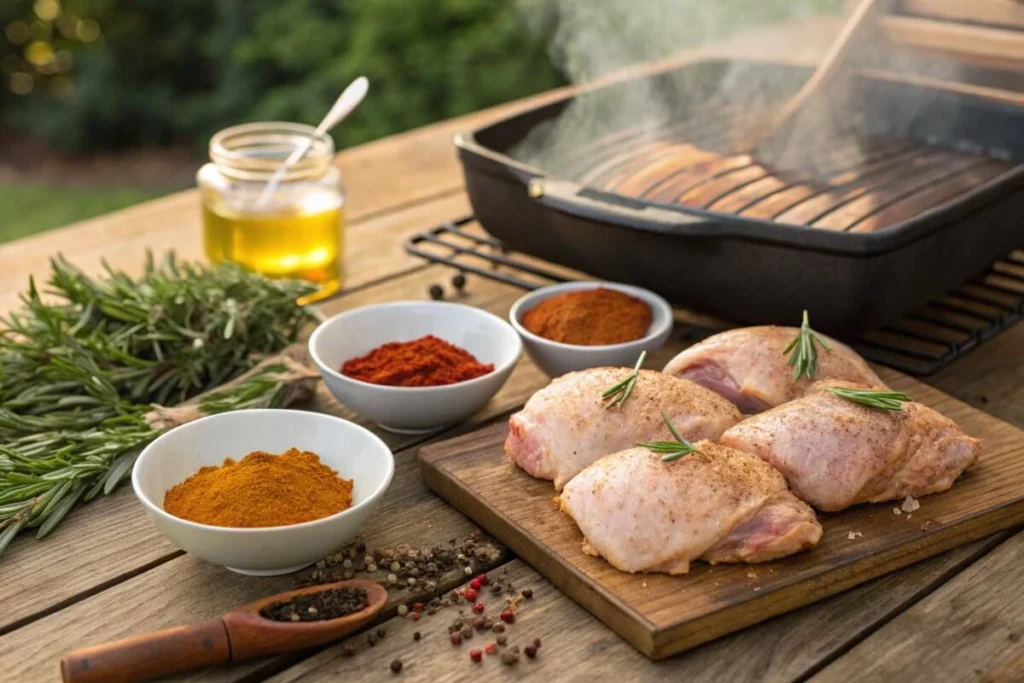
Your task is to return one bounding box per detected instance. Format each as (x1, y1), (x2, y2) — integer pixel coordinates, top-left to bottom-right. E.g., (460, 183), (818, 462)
(60, 579), (388, 683)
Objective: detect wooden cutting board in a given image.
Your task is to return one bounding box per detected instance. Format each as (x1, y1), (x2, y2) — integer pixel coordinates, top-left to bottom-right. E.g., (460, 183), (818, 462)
(417, 368), (1024, 659)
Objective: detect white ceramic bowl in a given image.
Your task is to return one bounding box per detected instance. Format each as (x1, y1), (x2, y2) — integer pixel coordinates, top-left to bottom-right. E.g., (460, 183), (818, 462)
(509, 281), (673, 377)
(309, 301), (522, 434)
(132, 409), (394, 576)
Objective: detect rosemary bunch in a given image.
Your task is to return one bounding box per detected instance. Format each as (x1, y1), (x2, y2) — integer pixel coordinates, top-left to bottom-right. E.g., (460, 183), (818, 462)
(0, 253), (315, 409)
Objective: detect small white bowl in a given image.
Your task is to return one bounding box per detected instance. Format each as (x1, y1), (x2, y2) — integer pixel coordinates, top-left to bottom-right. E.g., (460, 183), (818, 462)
(309, 301), (522, 434)
(509, 281), (673, 377)
(132, 409), (394, 576)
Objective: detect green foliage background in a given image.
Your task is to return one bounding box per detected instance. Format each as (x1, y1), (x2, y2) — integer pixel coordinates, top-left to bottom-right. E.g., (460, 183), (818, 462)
(1, 0), (842, 155)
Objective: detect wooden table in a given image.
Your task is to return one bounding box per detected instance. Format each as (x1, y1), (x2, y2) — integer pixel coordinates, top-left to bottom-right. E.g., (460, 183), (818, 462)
(2, 14), (1023, 683)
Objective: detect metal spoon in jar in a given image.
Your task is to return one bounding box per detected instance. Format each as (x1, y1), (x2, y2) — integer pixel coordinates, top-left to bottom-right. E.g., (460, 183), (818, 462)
(257, 75), (370, 206)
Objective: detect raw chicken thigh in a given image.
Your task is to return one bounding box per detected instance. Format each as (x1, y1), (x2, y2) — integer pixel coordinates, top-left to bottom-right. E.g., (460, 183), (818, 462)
(506, 367), (741, 490)
(558, 440), (822, 574)
(719, 381), (981, 511)
(663, 326), (885, 413)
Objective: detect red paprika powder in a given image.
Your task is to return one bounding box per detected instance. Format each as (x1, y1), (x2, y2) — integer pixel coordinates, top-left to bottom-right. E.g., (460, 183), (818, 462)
(341, 335), (494, 387)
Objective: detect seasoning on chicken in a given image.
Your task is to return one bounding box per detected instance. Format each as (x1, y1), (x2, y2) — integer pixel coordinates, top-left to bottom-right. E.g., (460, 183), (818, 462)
(505, 367), (742, 490)
(663, 326), (885, 413)
(719, 381), (981, 511)
(557, 440), (822, 574)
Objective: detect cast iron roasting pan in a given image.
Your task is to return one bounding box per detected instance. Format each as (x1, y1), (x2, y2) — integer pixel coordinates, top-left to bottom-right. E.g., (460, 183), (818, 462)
(455, 59), (1024, 335)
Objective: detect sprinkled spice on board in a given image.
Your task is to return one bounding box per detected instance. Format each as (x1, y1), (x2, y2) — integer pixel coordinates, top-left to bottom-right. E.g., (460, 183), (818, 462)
(163, 448), (353, 527)
(522, 288), (652, 345)
(260, 587), (368, 622)
(341, 335), (494, 387)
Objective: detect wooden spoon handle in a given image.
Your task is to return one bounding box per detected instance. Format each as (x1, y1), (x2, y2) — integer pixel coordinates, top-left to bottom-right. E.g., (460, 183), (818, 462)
(60, 618), (230, 683)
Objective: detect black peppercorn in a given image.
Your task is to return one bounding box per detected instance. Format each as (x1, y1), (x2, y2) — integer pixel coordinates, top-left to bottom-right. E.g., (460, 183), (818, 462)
(428, 284), (444, 300)
(390, 659), (403, 673)
(452, 273), (466, 291)
(413, 631), (422, 641)
(376, 627), (387, 639)
(522, 588), (533, 599)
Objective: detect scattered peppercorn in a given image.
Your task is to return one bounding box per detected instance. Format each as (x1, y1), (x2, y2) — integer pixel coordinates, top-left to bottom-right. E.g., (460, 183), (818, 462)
(376, 627), (387, 640)
(341, 643), (355, 657)
(452, 273), (467, 291)
(492, 623), (505, 634)
(533, 637), (542, 649)
(461, 626), (474, 639)
(524, 645), (538, 659)
(491, 584), (502, 594)
(464, 588), (478, 602)
(485, 642), (498, 656)
(410, 612), (421, 622)
(450, 632), (463, 646)
(472, 602), (485, 614)
(470, 649), (483, 663)
(429, 284), (444, 300)
(367, 633), (378, 647)
(501, 651), (520, 666)
(469, 578), (482, 591)
(413, 602), (425, 612)
(496, 634), (508, 646)
(398, 604), (409, 617)
(477, 573), (489, 585)
(522, 588), (533, 599)
(472, 617), (487, 631)
(500, 609), (515, 624)
(413, 631), (422, 642)
(390, 659), (403, 673)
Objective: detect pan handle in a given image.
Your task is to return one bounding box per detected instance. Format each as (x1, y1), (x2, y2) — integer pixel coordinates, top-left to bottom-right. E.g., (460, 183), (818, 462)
(526, 178), (725, 237)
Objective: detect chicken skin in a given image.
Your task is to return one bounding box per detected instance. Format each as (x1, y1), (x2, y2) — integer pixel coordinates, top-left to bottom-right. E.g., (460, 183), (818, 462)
(663, 326), (885, 413)
(719, 381), (981, 511)
(505, 368), (741, 490)
(558, 441), (822, 574)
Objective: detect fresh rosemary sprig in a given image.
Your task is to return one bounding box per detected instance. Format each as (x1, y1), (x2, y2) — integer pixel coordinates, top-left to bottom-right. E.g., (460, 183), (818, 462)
(638, 411), (701, 462)
(829, 387), (911, 411)
(601, 351), (646, 410)
(783, 310), (831, 381)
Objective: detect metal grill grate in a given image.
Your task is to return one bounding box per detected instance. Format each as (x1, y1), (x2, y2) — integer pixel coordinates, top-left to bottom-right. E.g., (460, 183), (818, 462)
(405, 217), (1024, 376)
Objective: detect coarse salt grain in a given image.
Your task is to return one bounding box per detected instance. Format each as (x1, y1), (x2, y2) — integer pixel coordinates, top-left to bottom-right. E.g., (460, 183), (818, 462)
(901, 496), (921, 513)
(893, 508), (902, 516)
(847, 531), (863, 540)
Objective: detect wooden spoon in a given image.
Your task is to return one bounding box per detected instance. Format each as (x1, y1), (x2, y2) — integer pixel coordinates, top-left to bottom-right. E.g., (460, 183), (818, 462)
(60, 579), (388, 683)
(737, 0), (886, 151)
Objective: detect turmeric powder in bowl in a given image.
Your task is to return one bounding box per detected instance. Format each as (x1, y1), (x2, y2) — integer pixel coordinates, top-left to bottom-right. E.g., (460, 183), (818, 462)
(163, 448), (353, 528)
(521, 288), (652, 346)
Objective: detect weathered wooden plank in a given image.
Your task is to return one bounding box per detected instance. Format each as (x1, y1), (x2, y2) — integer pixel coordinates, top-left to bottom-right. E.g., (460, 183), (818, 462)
(268, 535), (1005, 683)
(418, 370), (1024, 658)
(810, 530), (1024, 683)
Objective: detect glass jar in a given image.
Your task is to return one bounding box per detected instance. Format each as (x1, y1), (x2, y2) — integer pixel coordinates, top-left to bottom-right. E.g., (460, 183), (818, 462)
(197, 122), (345, 300)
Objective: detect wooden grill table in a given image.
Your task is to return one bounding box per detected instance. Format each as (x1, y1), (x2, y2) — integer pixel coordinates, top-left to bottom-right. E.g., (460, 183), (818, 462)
(2, 15), (1023, 683)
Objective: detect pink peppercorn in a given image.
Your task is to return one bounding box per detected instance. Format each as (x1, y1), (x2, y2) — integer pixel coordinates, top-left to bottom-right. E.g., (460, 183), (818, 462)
(470, 649), (483, 662)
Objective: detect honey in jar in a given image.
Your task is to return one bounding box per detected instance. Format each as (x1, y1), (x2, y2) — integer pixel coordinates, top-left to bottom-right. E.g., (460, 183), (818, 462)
(198, 123), (345, 301)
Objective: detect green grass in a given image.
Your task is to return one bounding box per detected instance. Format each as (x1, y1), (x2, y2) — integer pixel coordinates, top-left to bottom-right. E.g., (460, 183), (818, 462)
(0, 183), (169, 243)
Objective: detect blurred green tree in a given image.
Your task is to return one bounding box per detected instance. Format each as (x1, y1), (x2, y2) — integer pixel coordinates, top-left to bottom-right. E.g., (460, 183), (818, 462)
(1, 0), (563, 153)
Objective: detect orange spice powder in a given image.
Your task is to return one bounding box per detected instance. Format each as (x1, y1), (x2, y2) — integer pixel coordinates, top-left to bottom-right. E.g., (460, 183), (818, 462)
(163, 448), (353, 527)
